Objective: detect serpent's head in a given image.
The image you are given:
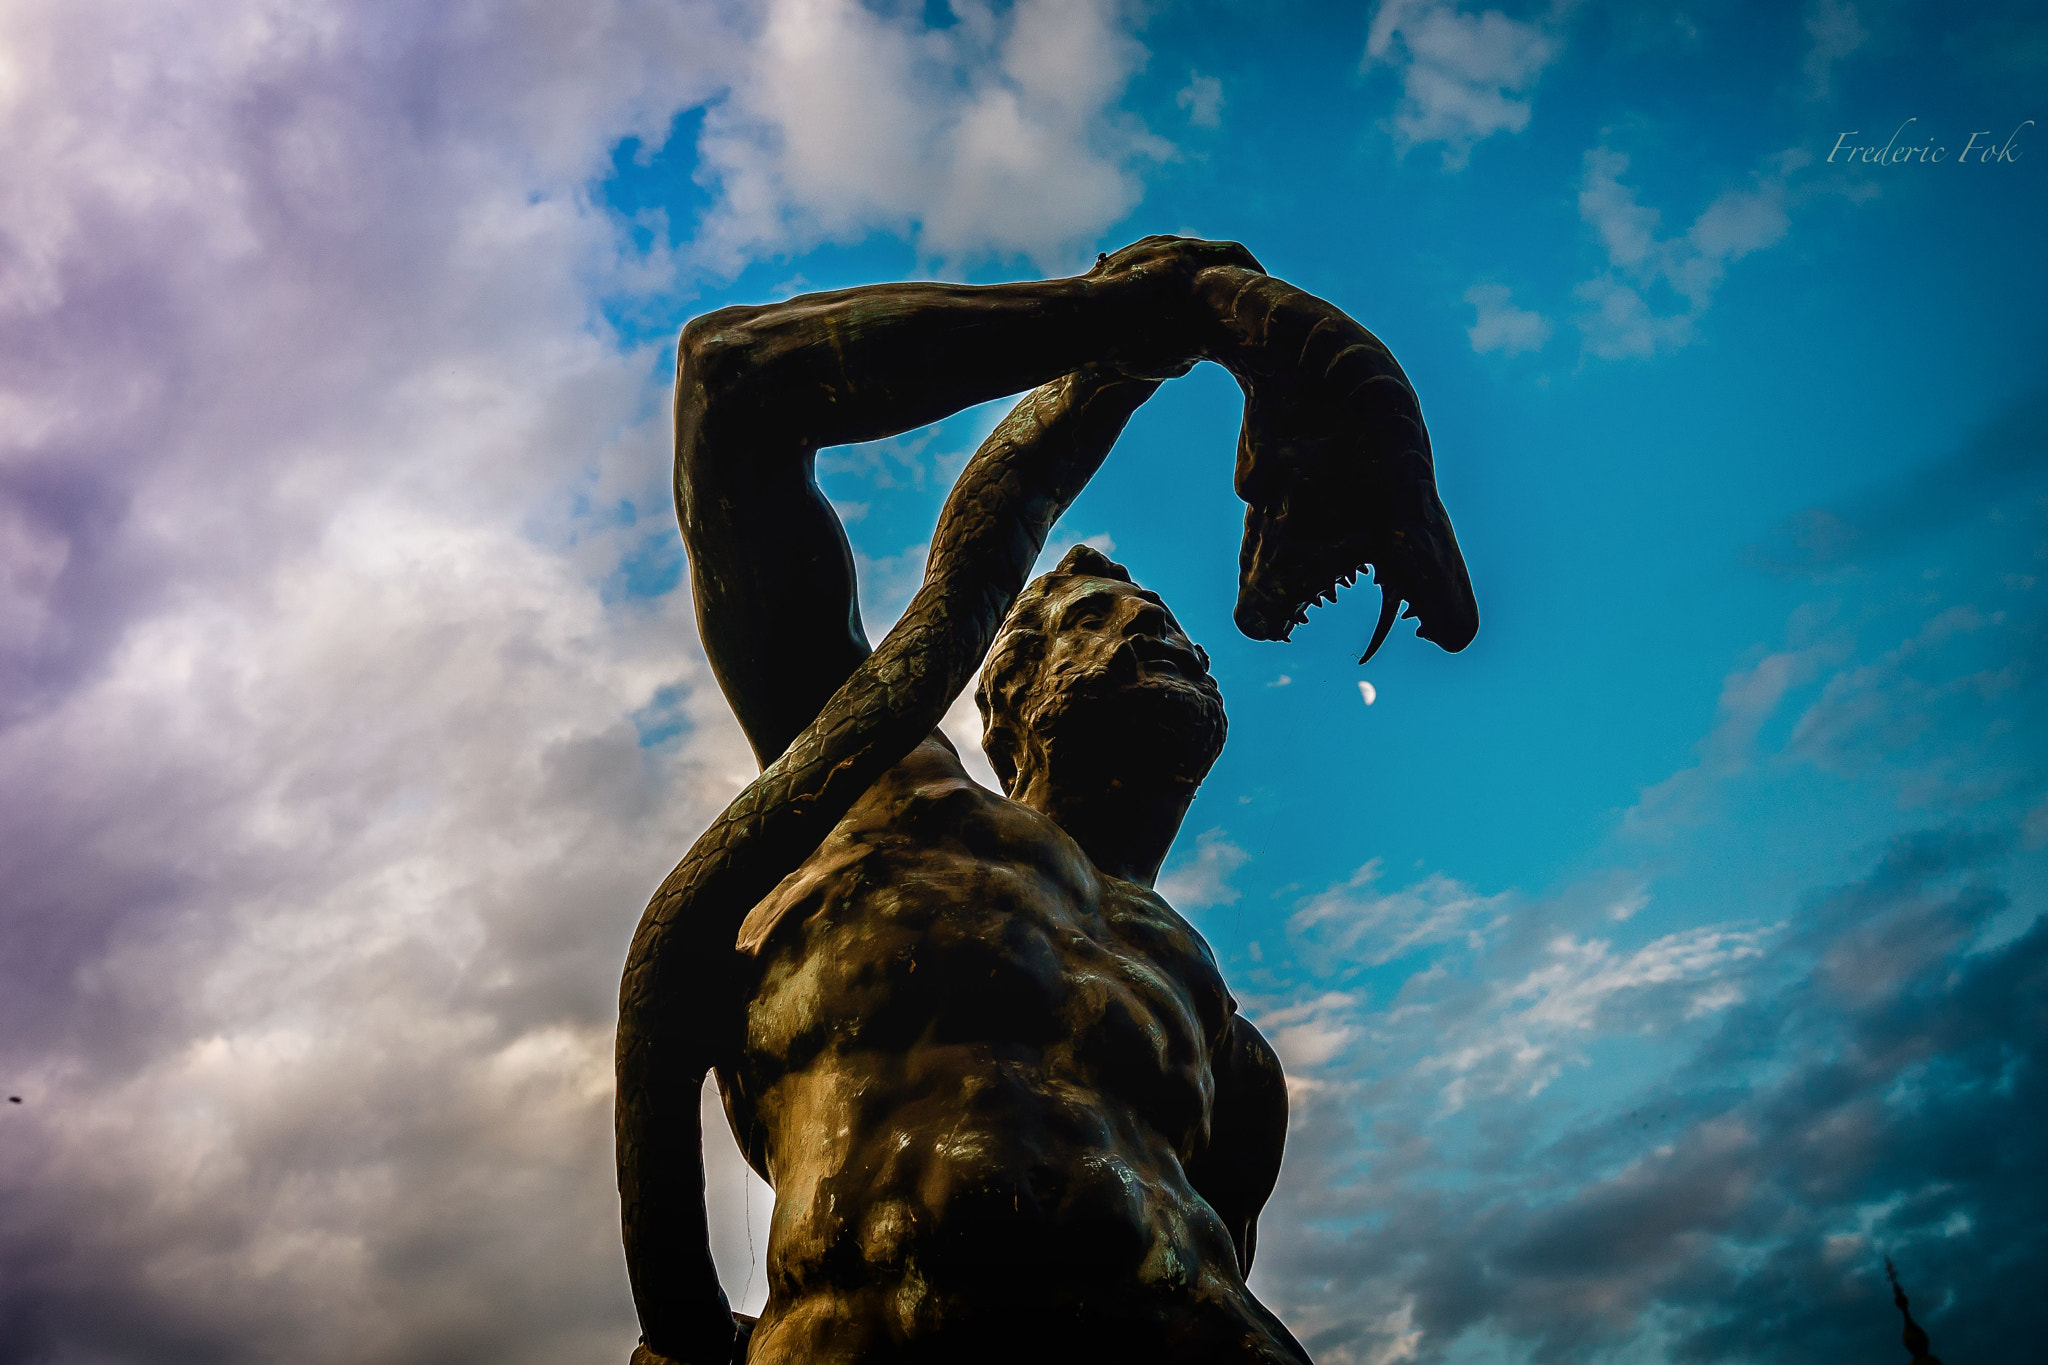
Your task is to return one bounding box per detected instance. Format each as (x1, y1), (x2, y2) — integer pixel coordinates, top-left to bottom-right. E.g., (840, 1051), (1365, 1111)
(1229, 351), (1478, 663)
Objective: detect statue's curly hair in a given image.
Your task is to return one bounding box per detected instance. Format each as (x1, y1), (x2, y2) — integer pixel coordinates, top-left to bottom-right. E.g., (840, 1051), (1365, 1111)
(974, 543), (1132, 794)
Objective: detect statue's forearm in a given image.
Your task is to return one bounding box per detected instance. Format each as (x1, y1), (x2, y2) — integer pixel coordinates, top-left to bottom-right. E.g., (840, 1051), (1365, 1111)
(674, 239), (1261, 770)
(629, 369), (1159, 1006)
(677, 237), (1259, 458)
(619, 367), (1158, 1361)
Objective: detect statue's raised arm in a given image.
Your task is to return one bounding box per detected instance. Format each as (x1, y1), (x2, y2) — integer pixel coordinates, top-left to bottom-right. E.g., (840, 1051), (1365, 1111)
(619, 237), (1476, 1365)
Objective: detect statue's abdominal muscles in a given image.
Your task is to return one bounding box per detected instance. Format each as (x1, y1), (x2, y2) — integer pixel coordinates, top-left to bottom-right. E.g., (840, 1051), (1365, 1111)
(724, 744), (1293, 1360)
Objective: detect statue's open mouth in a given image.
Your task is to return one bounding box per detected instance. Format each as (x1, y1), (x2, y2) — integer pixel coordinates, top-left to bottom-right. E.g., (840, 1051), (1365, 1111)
(1127, 637), (1210, 679)
(1232, 449), (1478, 663)
(1213, 276), (1480, 663)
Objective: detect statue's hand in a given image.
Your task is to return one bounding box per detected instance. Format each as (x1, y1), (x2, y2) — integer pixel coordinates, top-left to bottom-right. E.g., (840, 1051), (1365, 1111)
(1192, 266), (1478, 661)
(1085, 235), (1267, 380)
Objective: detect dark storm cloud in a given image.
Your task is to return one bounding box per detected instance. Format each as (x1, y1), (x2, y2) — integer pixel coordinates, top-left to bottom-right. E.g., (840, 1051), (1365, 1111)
(1255, 822), (2042, 1365)
(1746, 381), (2048, 579)
(0, 455), (144, 725)
(1246, 503), (2046, 1364)
(1654, 829), (2043, 1363)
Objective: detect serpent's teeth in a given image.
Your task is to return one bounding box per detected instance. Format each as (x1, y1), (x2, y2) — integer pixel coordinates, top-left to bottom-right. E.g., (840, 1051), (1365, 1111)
(1359, 590), (1401, 665)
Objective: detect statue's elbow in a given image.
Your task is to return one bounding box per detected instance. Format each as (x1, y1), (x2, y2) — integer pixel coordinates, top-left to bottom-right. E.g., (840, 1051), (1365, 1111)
(677, 307), (768, 407)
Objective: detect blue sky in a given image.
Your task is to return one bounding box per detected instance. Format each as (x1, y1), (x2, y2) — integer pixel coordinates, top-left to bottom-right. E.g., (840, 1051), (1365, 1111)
(597, 3), (2048, 1359)
(1, 3), (2041, 1364)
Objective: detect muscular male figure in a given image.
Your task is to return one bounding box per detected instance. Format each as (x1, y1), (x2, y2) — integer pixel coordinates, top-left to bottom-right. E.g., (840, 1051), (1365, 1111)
(616, 237), (1477, 1364)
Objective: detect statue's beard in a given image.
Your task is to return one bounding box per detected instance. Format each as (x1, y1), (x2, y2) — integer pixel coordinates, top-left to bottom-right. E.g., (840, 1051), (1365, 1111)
(1018, 664), (1227, 795)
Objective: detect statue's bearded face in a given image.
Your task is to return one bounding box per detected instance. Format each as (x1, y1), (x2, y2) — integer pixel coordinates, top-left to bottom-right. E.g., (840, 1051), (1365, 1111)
(978, 559), (1226, 799)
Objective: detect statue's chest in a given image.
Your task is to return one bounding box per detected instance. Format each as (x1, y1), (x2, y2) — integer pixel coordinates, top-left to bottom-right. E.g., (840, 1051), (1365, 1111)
(734, 772), (1232, 1091)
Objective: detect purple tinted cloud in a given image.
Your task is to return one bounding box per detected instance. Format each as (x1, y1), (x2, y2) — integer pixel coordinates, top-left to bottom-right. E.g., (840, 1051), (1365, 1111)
(0, 3), (758, 1360)
(0, 2), (1184, 1359)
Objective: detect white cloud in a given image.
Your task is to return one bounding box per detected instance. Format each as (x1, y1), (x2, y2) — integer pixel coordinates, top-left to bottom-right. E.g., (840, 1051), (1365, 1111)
(1577, 148), (1665, 270)
(1034, 529), (1119, 574)
(1252, 854), (1770, 1121)
(1786, 601), (2034, 809)
(1463, 281), (1551, 355)
(1364, 0), (1566, 170)
(1421, 924), (1769, 1106)
(1158, 827), (1252, 910)
(1176, 70), (1225, 128)
(1570, 276), (1694, 359)
(1291, 858), (1509, 966)
(1803, 0), (1868, 100)
(693, 0), (1170, 271)
(1503, 927), (1768, 1033)
(853, 538), (936, 635)
(1253, 989), (1367, 1072)
(1627, 637), (1846, 830)
(1359, 1297), (1426, 1365)
(0, 1), (796, 1357)
(938, 682), (1006, 792)
(1574, 146), (1801, 360)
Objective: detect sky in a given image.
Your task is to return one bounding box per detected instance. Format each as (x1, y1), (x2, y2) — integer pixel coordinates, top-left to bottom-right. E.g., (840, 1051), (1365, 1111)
(0, 2), (2042, 1363)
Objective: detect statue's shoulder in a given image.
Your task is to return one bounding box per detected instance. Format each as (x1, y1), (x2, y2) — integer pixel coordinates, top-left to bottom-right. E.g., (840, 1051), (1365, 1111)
(737, 736), (1065, 954)
(855, 738), (1070, 856)
(1101, 874), (1220, 962)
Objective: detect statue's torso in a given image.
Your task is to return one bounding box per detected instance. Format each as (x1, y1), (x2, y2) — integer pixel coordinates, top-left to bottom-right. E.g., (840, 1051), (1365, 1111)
(720, 739), (1301, 1363)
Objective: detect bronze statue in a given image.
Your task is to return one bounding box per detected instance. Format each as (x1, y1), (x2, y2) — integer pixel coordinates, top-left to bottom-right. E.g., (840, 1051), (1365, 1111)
(617, 236), (1477, 1363)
